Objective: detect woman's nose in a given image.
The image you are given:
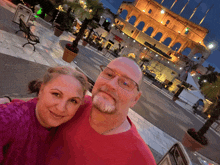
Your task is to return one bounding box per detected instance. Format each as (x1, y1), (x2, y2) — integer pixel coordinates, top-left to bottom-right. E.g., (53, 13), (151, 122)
(56, 100), (67, 112)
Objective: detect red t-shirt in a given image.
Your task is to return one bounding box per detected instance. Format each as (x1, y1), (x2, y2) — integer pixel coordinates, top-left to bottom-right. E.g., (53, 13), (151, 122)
(46, 96), (156, 165)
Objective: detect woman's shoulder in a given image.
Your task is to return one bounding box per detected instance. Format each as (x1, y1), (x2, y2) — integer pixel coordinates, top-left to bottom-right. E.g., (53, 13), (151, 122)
(0, 98), (38, 125)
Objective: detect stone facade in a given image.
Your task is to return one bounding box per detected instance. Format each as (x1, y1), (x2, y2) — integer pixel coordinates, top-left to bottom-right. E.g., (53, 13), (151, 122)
(95, 1), (212, 92)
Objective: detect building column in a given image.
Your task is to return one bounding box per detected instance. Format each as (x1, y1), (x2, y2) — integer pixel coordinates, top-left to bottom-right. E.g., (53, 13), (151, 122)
(187, 47), (198, 60)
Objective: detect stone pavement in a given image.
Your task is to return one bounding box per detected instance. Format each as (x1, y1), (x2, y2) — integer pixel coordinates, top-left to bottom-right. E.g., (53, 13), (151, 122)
(0, 1), (218, 165)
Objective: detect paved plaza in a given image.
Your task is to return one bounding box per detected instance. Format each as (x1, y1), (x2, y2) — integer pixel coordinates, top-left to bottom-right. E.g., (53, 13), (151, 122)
(0, 1), (219, 164)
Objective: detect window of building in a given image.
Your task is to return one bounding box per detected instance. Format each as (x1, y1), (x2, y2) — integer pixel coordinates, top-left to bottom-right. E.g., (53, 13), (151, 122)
(166, 20), (170, 25)
(148, 9), (152, 14)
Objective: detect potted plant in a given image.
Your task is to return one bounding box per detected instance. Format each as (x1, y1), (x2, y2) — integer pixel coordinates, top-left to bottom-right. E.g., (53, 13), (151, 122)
(62, 42), (79, 63)
(182, 76), (220, 151)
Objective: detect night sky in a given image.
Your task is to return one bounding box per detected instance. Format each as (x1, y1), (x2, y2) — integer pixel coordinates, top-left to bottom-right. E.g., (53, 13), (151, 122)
(100, 0), (220, 72)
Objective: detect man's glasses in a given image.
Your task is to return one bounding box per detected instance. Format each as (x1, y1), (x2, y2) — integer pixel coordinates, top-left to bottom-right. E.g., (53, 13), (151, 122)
(100, 65), (139, 91)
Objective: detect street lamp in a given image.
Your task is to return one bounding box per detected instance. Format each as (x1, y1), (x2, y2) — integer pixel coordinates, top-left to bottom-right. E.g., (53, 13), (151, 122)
(208, 43), (214, 49)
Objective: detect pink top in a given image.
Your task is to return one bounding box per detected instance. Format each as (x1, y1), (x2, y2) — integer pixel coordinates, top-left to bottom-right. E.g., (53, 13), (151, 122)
(0, 98), (55, 165)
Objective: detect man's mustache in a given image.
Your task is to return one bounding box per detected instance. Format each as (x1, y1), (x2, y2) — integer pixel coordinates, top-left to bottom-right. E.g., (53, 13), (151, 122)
(98, 86), (117, 100)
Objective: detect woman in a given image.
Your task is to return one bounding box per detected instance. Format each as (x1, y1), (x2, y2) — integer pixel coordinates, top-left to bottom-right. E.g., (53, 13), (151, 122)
(0, 66), (90, 165)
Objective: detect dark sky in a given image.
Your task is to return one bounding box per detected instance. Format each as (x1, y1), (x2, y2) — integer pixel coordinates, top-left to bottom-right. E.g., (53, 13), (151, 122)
(100, 0), (220, 72)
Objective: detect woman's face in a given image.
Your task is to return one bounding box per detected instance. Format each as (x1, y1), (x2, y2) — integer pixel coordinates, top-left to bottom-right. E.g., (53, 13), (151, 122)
(36, 75), (84, 128)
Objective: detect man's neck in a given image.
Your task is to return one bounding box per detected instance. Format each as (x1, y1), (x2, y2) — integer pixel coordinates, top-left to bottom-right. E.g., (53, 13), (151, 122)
(89, 107), (131, 135)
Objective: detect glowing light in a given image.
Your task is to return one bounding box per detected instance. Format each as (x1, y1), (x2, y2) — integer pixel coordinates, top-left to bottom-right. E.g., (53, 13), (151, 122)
(178, 31), (180, 33)
(161, 9), (165, 14)
(180, 67), (182, 70)
(185, 27), (189, 32)
(122, 33), (124, 35)
(208, 43), (214, 49)
(204, 80), (207, 82)
(161, 21), (163, 23)
(168, 61), (169, 63)
(194, 56), (197, 59)
(133, 40), (135, 42)
(144, 47), (146, 49)
(178, 57), (180, 58)
(143, 10), (145, 12)
(125, 46), (127, 47)
(208, 115), (211, 118)
(156, 54), (158, 57)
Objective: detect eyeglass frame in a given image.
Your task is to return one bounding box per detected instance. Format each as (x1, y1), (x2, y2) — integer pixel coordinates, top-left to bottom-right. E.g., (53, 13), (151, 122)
(99, 65), (140, 91)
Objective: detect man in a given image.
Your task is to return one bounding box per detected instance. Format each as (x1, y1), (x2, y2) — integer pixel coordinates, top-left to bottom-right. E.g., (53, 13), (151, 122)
(46, 57), (156, 165)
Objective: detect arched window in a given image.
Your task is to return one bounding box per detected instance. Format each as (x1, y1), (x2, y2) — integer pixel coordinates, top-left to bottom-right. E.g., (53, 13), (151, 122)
(166, 20), (170, 25)
(145, 27), (154, 36)
(172, 42), (181, 51)
(119, 10), (128, 20)
(136, 21), (145, 31)
(148, 9), (152, 14)
(182, 47), (191, 56)
(193, 53), (202, 62)
(154, 32), (163, 41)
(128, 16), (136, 25)
(162, 37), (172, 46)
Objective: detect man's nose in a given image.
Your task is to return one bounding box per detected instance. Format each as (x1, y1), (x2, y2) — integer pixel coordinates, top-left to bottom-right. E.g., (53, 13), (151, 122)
(106, 76), (119, 89)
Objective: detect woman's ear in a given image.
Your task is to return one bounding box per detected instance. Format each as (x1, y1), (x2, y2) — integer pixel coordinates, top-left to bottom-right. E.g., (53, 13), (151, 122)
(38, 84), (44, 98)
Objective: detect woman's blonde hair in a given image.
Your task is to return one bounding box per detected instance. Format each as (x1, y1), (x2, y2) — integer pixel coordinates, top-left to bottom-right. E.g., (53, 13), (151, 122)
(28, 66), (90, 96)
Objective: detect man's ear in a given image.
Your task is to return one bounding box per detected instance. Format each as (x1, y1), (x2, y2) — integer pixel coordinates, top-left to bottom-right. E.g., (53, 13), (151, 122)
(130, 91), (142, 108)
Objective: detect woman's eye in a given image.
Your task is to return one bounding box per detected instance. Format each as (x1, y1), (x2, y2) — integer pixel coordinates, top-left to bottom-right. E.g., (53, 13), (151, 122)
(70, 99), (78, 104)
(52, 93), (60, 97)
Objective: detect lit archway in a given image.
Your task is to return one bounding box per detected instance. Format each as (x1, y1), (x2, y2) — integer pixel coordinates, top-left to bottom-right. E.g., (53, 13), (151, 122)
(128, 16), (136, 25)
(145, 27), (154, 36)
(128, 53), (136, 59)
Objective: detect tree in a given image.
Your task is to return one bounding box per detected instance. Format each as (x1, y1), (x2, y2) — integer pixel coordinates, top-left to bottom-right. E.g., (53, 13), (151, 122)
(65, 0), (104, 48)
(206, 64), (215, 74)
(85, 21), (100, 41)
(197, 76), (220, 137)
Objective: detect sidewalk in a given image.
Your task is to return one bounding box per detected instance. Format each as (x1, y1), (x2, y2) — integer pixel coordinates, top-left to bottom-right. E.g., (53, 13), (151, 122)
(0, 2), (218, 165)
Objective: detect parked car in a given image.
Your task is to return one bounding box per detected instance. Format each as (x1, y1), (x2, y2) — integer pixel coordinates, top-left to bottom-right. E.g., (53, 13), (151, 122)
(193, 99), (208, 119)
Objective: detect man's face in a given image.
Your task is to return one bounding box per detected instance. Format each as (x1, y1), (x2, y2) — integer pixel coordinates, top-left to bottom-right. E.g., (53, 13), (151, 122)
(92, 58), (142, 114)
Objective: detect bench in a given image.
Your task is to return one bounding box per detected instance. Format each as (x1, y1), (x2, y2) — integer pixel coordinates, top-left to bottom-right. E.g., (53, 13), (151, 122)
(15, 17), (40, 51)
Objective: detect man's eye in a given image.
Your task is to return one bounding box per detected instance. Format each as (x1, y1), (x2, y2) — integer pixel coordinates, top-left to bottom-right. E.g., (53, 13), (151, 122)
(107, 73), (113, 77)
(122, 81), (129, 86)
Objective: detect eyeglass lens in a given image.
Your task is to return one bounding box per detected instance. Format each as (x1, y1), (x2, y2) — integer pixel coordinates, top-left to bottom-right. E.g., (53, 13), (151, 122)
(101, 67), (135, 91)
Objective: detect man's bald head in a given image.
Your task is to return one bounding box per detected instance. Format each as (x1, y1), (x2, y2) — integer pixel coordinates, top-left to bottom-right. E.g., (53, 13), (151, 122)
(107, 57), (143, 87)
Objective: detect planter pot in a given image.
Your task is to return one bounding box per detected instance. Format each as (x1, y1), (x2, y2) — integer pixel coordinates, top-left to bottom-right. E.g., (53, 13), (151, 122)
(54, 27), (63, 37)
(62, 47), (78, 63)
(82, 40), (88, 46)
(182, 130), (207, 152)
